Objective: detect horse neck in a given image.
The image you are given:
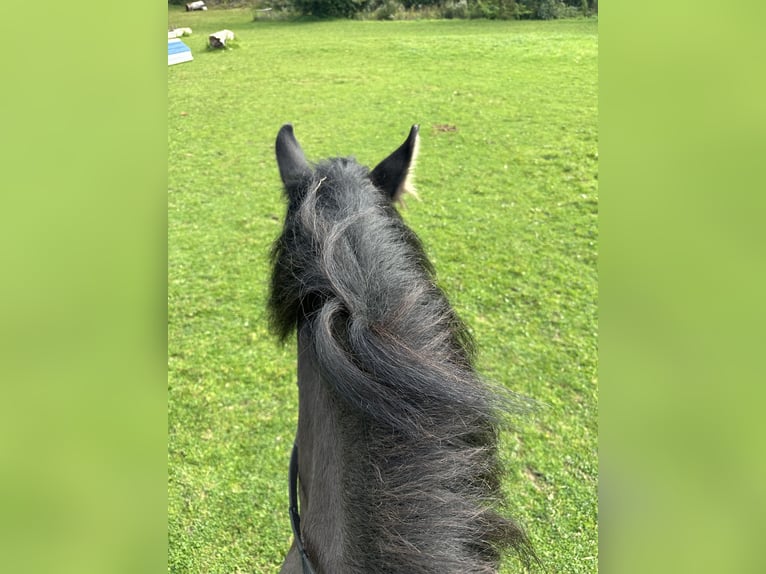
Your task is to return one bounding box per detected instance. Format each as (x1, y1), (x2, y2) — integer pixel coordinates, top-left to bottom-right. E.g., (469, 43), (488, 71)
(295, 325), (348, 573)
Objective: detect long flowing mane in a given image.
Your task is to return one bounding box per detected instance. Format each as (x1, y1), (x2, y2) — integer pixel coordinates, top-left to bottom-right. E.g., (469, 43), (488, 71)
(269, 126), (535, 573)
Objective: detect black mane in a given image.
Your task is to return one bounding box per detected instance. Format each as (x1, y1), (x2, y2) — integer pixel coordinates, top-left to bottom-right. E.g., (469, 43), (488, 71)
(269, 133), (535, 572)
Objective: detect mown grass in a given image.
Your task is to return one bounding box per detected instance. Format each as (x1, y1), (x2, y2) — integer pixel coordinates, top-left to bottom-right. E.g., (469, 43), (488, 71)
(168, 7), (597, 573)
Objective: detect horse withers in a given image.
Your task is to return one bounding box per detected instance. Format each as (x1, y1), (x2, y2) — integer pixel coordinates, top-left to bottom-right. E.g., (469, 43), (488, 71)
(269, 124), (535, 573)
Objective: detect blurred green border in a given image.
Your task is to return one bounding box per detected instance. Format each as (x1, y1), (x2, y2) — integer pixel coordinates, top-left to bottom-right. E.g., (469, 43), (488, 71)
(602, 2), (766, 573)
(1, 2), (167, 573)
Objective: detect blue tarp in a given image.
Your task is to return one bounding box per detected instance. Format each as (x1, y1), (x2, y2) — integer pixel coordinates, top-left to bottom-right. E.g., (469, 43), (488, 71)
(168, 39), (193, 66)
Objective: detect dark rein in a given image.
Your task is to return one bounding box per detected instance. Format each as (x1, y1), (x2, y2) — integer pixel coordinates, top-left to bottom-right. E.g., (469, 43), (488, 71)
(289, 442), (318, 574)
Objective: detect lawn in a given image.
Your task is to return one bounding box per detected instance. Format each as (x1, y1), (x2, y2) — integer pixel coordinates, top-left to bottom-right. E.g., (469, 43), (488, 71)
(168, 7), (597, 573)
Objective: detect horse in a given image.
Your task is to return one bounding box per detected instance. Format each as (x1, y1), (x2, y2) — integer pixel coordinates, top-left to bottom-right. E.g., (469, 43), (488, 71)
(269, 124), (536, 573)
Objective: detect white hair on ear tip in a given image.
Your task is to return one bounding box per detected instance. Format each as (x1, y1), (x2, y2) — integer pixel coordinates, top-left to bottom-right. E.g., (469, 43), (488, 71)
(394, 132), (421, 208)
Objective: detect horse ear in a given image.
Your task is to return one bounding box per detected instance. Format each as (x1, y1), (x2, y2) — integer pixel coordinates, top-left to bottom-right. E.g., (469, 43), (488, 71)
(370, 125), (420, 204)
(276, 124), (311, 189)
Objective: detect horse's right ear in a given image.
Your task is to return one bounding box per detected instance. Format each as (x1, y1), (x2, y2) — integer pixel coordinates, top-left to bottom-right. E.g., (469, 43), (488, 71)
(370, 125), (420, 204)
(276, 124), (311, 190)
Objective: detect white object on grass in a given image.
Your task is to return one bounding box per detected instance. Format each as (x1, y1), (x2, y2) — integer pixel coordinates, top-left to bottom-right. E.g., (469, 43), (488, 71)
(168, 28), (193, 39)
(209, 29), (235, 49)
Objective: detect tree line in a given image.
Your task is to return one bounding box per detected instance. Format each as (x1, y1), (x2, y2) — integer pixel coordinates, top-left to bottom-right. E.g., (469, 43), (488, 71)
(293, 0), (596, 19)
(170, 0), (598, 20)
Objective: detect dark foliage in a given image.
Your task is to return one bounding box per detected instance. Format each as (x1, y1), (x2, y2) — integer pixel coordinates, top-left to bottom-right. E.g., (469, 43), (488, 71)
(169, 0), (596, 18)
(290, 0), (369, 17)
(281, 0), (595, 19)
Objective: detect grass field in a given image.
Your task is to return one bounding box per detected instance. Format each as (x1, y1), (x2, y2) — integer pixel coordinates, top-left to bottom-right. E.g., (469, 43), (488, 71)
(168, 7), (597, 573)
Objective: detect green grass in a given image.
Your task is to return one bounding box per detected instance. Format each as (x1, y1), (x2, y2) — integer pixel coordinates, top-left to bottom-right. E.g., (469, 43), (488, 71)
(168, 8), (597, 573)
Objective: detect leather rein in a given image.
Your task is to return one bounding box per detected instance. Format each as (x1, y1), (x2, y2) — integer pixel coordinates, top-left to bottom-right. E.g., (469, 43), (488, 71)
(289, 442), (318, 574)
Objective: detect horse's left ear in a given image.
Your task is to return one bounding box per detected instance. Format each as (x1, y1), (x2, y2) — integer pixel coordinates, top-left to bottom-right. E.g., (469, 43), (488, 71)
(276, 124), (312, 191)
(370, 125), (420, 204)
